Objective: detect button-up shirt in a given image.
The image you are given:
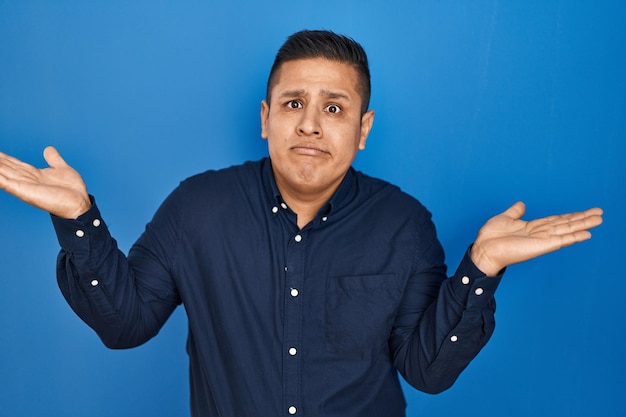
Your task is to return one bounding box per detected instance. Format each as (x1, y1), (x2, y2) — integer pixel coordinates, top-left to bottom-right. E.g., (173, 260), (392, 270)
(52, 158), (502, 417)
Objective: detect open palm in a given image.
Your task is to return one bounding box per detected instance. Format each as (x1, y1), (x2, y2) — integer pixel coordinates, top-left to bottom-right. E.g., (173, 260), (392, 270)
(471, 202), (604, 276)
(0, 146), (91, 219)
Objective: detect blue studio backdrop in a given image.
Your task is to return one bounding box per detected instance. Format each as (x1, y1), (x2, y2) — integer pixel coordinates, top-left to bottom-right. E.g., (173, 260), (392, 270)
(0, 1), (624, 416)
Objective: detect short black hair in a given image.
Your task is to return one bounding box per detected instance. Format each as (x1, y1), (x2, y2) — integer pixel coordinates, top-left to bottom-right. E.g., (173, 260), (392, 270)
(266, 30), (371, 114)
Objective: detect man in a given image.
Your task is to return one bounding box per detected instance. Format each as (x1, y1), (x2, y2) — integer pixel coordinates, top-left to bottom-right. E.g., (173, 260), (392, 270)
(0, 30), (602, 416)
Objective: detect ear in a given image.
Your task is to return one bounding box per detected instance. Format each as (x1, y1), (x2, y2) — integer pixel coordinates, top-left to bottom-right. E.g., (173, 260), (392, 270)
(260, 100), (270, 139)
(358, 109), (375, 150)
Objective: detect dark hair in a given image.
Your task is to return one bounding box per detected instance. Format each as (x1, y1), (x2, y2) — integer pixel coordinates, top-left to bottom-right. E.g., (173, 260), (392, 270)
(266, 30), (371, 114)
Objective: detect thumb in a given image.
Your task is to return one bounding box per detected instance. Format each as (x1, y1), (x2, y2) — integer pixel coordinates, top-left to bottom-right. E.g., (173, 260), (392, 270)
(501, 201), (526, 220)
(43, 146), (69, 168)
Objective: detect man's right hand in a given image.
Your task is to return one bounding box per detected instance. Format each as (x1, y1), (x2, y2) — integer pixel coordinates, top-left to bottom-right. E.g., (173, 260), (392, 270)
(0, 146), (91, 219)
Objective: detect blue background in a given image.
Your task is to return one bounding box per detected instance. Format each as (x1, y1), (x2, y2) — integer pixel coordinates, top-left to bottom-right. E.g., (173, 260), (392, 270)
(1, 1), (624, 416)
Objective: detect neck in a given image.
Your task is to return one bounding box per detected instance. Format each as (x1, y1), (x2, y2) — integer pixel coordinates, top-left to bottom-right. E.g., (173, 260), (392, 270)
(276, 180), (341, 230)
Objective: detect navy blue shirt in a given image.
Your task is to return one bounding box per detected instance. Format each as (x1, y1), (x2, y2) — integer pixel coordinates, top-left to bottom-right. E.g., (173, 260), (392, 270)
(52, 158), (502, 417)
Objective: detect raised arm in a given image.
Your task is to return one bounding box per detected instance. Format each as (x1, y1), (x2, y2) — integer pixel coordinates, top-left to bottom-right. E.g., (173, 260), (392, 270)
(470, 202), (604, 276)
(1, 147), (180, 348)
(0, 146), (91, 218)
(392, 201), (603, 393)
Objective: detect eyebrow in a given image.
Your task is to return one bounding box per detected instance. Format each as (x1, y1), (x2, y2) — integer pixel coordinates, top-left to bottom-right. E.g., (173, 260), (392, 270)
(277, 89), (306, 99)
(320, 89), (350, 101)
(277, 89), (351, 101)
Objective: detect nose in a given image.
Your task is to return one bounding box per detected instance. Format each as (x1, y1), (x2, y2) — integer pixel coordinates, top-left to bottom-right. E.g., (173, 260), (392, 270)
(297, 106), (321, 137)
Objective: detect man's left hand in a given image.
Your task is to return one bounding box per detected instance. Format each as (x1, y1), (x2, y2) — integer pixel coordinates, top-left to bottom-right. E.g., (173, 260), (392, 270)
(470, 202), (603, 276)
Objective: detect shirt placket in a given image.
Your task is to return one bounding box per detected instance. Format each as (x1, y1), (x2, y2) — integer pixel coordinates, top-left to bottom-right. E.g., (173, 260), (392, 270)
(282, 229), (306, 416)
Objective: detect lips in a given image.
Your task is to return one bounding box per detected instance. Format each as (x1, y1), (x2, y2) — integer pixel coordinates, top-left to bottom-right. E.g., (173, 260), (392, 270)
(290, 144), (330, 157)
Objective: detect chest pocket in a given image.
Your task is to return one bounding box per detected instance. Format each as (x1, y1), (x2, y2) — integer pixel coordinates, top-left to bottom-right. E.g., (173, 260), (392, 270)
(325, 274), (402, 354)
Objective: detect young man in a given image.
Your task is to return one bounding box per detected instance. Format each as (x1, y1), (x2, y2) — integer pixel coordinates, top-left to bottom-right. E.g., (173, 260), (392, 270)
(0, 30), (602, 416)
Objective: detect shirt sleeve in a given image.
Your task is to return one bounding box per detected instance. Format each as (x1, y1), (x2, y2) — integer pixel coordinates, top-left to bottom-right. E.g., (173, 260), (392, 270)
(52, 196), (182, 349)
(389, 227), (503, 394)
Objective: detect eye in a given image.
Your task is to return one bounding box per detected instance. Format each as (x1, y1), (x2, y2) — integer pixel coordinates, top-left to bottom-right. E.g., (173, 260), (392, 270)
(325, 104), (341, 114)
(286, 100), (303, 109)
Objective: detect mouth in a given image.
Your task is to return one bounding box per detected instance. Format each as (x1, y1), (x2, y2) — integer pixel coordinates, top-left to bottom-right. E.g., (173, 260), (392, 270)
(290, 144), (330, 157)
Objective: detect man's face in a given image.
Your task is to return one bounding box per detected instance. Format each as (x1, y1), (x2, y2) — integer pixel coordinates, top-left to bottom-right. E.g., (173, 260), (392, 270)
(261, 58), (374, 199)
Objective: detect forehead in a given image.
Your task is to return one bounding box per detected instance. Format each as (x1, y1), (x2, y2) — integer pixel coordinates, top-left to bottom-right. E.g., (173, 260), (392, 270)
(270, 58), (360, 98)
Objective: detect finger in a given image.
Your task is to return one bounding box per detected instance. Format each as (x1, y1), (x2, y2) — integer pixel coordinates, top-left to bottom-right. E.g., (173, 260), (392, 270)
(564, 210), (604, 229)
(501, 201), (526, 220)
(528, 207), (604, 230)
(553, 208), (603, 222)
(543, 208), (604, 230)
(0, 151), (28, 170)
(43, 146), (69, 169)
(541, 214), (603, 240)
(558, 230), (593, 248)
(566, 213), (603, 233)
(0, 152), (38, 181)
(582, 207), (604, 217)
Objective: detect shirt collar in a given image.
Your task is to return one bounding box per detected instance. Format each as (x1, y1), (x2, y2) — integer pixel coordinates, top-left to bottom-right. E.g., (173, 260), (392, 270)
(262, 157), (358, 218)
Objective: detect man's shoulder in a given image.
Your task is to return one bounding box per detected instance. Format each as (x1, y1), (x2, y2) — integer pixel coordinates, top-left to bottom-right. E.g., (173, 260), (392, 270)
(179, 159), (266, 191)
(187, 159), (264, 181)
(164, 159), (268, 209)
(353, 170), (431, 219)
(356, 170), (425, 205)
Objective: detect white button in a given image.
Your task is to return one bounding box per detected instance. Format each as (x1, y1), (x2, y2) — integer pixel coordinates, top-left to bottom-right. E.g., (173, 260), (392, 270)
(290, 288), (299, 297)
(450, 335), (458, 342)
(294, 234), (302, 243)
(322, 216), (328, 222)
(284, 266), (288, 272)
(288, 406), (297, 415)
(281, 202), (288, 210)
(75, 230), (85, 238)
(272, 206), (279, 214)
(90, 280), (99, 287)
(289, 347), (297, 356)
(475, 287), (484, 296)
(461, 276), (470, 285)
(92, 219), (101, 227)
